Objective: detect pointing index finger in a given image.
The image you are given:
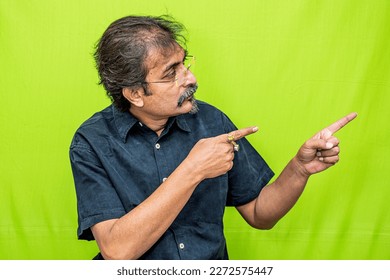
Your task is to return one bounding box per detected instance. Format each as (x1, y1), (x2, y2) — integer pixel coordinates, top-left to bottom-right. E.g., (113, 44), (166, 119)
(326, 112), (358, 134)
(227, 126), (259, 141)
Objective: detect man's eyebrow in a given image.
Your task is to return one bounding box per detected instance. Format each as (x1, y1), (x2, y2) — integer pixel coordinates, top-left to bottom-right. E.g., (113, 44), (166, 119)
(163, 61), (181, 73)
(162, 52), (187, 74)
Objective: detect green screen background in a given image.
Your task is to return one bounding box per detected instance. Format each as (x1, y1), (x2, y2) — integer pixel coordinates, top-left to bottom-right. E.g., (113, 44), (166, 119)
(1, 0), (389, 259)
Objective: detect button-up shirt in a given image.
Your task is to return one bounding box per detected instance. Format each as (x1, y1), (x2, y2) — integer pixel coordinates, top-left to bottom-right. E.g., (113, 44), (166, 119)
(69, 101), (274, 259)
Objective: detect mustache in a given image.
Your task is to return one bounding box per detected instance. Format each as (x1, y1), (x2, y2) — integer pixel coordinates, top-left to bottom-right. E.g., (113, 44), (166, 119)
(177, 84), (198, 107)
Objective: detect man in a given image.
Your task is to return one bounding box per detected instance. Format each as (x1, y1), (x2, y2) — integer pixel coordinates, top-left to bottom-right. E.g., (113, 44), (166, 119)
(69, 15), (356, 260)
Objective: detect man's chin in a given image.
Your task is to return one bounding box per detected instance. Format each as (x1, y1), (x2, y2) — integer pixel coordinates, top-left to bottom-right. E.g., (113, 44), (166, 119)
(180, 97), (198, 114)
(177, 96), (198, 114)
(188, 98), (199, 114)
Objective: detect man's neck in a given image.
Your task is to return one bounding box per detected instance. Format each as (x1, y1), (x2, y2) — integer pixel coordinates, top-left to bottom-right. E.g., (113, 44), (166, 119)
(129, 108), (167, 136)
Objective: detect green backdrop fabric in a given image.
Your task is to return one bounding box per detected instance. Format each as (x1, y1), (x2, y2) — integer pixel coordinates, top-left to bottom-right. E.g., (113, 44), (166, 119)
(1, 0), (389, 259)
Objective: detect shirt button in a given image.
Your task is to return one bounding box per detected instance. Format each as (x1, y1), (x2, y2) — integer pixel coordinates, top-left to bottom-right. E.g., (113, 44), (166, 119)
(162, 177), (167, 182)
(155, 143), (160, 150)
(179, 243), (185, 250)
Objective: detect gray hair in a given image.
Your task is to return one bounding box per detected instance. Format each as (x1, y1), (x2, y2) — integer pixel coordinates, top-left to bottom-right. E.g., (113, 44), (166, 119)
(94, 15), (187, 111)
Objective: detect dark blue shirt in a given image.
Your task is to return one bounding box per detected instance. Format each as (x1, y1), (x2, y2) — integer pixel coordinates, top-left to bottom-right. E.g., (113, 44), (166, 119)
(69, 101), (274, 259)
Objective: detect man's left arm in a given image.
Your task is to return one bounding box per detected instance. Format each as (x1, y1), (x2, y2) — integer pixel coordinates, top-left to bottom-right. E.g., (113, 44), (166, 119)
(237, 112), (357, 229)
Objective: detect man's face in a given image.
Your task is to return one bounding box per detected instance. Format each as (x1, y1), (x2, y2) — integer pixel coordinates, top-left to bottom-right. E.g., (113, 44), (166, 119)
(138, 45), (198, 119)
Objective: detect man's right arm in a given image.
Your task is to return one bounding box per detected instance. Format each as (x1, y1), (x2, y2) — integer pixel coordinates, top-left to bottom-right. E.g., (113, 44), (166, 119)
(90, 126), (258, 259)
(91, 158), (203, 260)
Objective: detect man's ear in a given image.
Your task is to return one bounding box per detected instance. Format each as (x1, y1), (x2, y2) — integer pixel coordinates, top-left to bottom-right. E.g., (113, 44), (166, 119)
(122, 87), (144, 108)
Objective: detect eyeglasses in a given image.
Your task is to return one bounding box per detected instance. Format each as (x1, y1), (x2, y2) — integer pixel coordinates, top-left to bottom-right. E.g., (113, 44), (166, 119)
(143, 55), (195, 87)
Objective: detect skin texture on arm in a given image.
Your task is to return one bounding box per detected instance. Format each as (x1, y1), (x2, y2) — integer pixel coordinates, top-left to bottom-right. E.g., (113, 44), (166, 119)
(91, 126), (258, 259)
(237, 112), (358, 229)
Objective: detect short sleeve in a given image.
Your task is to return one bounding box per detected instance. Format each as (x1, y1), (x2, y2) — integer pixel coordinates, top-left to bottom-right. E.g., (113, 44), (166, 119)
(221, 114), (274, 206)
(69, 135), (126, 240)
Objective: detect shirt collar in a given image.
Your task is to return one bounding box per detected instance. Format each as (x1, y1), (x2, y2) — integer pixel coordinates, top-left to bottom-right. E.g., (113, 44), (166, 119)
(112, 105), (192, 142)
(112, 106), (139, 142)
(175, 114), (191, 133)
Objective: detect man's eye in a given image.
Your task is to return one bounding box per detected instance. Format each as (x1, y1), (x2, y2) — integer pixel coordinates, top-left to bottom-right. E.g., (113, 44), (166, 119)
(166, 70), (176, 79)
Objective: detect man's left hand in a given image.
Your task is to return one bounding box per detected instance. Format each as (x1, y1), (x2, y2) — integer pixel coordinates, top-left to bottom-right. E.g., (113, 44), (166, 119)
(295, 112), (357, 176)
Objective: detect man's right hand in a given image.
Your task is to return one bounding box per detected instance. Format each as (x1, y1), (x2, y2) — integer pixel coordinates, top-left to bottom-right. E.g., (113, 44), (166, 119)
(186, 126), (259, 180)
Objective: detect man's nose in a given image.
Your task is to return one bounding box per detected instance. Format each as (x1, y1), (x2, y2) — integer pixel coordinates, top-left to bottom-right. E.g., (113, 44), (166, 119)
(183, 69), (197, 86)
